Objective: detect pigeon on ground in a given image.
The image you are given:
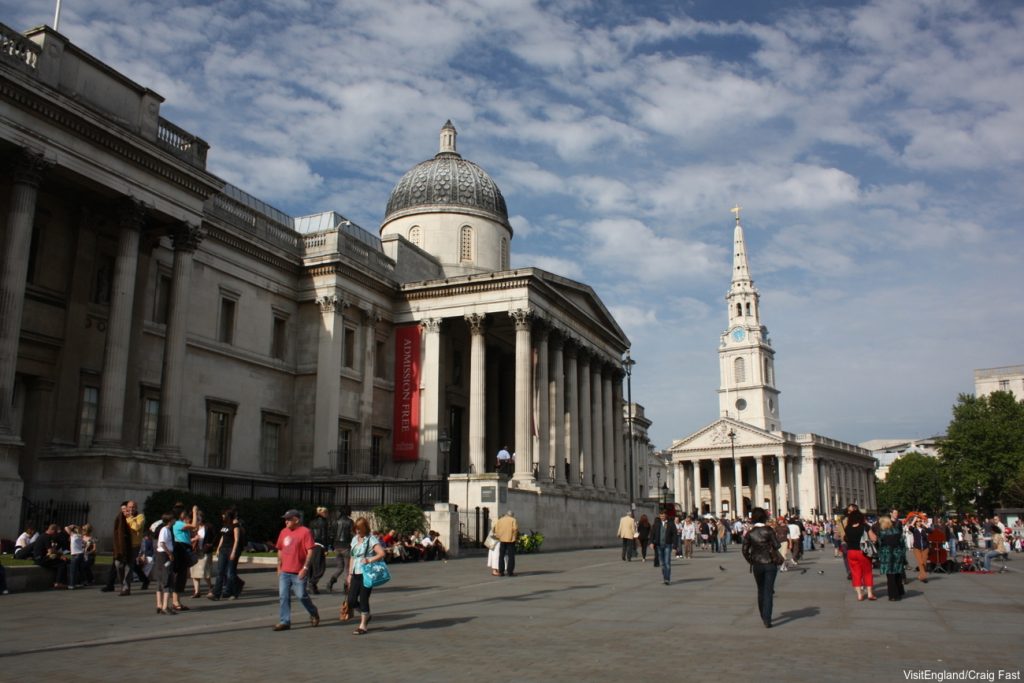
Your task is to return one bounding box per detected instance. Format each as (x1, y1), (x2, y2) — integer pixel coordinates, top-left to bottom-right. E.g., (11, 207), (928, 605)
(719, 566), (727, 571)
(817, 570), (825, 575)
(800, 569), (808, 575)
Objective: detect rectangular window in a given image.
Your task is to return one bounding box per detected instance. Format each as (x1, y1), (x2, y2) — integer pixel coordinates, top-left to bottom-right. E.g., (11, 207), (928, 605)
(371, 434), (383, 475)
(337, 426), (352, 474)
(219, 298), (236, 344)
(375, 340), (387, 379)
(271, 315), (287, 360)
(260, 420), (280, 474)
(153, 273), (172, 324)
(140, 396), (160, 451)
(343, 327), (356, 369)
(205, 402), (236, 469)
(78, 385), (99, 447)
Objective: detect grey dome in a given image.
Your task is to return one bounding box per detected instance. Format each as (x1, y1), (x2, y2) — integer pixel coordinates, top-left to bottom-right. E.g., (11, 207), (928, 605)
(383, 124), (510, 228)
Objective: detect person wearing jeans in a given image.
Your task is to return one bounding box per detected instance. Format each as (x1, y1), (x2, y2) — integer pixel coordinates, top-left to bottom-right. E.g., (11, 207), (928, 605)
(211, 509), (242, 600)
(649, 510), (678, 585)
(494, 510), (519, 577)
(743, 508), (781, 628)
(273, 509), (320, 631)
(982, 532), (1007, 572)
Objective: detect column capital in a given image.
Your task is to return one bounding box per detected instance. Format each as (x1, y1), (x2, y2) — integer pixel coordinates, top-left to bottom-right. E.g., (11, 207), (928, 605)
(316, 295), (348, 314)
(548, 330), (564, 351)
(534, 324), (550, 343)
(117, 197), (148, 231)
(10, 149), (51, 187)
(465, 312), (486, 335)
(170, 222), (204, 252)
(420, 317), (442, 334)
(509, 307), (533, 331)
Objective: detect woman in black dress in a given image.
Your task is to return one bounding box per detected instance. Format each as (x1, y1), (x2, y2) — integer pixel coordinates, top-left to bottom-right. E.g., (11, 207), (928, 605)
(637, 514), (651, 562)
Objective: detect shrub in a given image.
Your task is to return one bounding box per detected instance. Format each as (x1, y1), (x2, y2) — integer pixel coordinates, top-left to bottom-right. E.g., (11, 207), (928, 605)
(370, 503), (427, 537)
(517, 530), (544, 553)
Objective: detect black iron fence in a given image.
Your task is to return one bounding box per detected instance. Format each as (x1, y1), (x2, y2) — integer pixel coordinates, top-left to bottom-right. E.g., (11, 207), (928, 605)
(20, 497), (91, 531)
(458, 506), (492, 548)
(188, 473), (447, 510)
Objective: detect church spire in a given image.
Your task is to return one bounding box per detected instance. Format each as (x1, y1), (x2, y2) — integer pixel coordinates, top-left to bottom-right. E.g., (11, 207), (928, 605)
(730, 204), (752, 287)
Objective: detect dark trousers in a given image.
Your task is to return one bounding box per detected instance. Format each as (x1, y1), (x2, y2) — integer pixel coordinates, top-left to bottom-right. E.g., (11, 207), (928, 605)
(172, 543), (190, 594)
(213, 549), (239, 598)
(652, 543), (660, 566)
(752, 563), (778, 624)
(36, 557), (68, 585)
(639, 538), (649, 560)
(621, 539), (635, 560)
(346, 572), (372, 614)
(308, 545), (327, 589)
(886, 573), (905, 600)
(499, 541), (516, 575)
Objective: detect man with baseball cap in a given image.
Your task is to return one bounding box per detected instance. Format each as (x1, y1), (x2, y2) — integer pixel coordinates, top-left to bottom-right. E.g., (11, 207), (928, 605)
(273, 509), (320, 631)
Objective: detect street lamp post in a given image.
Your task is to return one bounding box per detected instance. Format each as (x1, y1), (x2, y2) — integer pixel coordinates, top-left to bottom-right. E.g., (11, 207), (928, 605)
(438, 430), (452, 476)
(623, 350), (636, 506)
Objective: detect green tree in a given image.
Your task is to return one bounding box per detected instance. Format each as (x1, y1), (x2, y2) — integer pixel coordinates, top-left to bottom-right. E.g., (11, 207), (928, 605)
(371, 503), (427, 536)
(940, 391), (1024, 514)
(875, 452), (944, 513)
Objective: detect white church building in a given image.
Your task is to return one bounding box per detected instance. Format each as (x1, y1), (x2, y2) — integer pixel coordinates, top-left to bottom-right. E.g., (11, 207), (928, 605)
(667, 210), (877, 519)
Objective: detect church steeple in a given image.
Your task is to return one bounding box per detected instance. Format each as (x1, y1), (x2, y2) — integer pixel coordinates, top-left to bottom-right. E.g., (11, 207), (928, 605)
(718, 207), (780, 431)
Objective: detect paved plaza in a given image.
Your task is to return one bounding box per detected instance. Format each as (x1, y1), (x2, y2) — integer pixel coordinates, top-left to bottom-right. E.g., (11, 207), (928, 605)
(1, 547), (1022, 683)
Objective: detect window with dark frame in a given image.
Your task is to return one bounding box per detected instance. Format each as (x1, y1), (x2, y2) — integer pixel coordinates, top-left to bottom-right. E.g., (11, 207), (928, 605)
(343, 327), (356, 369)
(78, 385), (99, 446)
(219, 298), (236, 344)
(140, 395), (160, 451)
(271, 315), (287, 360)
(205, 402), (235, 469)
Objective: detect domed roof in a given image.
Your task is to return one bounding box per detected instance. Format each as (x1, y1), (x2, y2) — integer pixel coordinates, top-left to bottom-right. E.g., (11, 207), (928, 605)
(383, 121), (510, 229)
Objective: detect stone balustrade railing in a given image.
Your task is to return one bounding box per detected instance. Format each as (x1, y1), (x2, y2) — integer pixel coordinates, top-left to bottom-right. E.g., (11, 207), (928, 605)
(207, 189), (301, 253)
(0, 23), (40, 72)
(156, 116), (209, 167)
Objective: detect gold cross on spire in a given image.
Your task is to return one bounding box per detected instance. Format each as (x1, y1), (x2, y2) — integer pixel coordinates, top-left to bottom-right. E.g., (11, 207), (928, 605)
(730, 204), (742, 224)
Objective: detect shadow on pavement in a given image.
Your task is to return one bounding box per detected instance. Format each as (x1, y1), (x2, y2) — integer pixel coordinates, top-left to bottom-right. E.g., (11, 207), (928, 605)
(379, 616), (477, 632)
(773, 606), (820, 625)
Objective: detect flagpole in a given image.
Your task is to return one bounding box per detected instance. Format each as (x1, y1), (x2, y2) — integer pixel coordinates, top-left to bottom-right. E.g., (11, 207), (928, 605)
(53, 0), (63, 32)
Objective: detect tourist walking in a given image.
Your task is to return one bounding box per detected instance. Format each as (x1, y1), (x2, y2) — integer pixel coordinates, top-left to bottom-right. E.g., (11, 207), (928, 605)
(843, 510), (877, 601)
(111, 503), (134, 595)
(327, 506), (354, 593)
(210, 509), (242, 601)
(649, 510), (678, 585)
(170, 504), (198, 608)
(908, 516), (930, 583)
(190, 511), (215, 598)
(274, 509), (320, 631)
(617, 510), (637, 561)
(494, 510), (519, 577)
(153, 512), (177, 615)
(742, 508), (781, 628)
(876, 515), (906, 601)
(680, 516), (695, 559)
(308, 506), (330, 594)
(347, 517), (386, 635)
(638, 514), (652, 562)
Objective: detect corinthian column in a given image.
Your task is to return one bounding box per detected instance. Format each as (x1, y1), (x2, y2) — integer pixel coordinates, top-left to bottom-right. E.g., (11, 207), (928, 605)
(550, 333), (566, 485)
(535, 325), (550, 481)
(466, 313), (486, 475)
(564, 341), (579, 486)
(313, 295), (345, 473)
(420, 318), (443, 476)
(578, 350), (593, 487)
(511, 309), (533, 479)
(0, 150), (49, 436)
(156, 223), (203, 455)
(591, 361), (605, 490)
(612, 368), (625, 495)
(713, 458), (722, 516)
(602, 364), (615, 493)
(95, 199), (146, 446)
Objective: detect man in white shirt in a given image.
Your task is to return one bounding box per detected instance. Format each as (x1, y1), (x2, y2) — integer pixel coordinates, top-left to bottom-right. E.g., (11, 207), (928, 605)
(787, 518), (801, 566)
(14, 525), (38, 559)
(496, 446), (512, 475)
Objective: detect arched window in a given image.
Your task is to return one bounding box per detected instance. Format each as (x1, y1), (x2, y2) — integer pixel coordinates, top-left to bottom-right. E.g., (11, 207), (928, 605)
(736, 303), (742, 318)
(734, 357), (746, 383)
(409, 226), (421, 246)
(745, 302), (751, 316)
(460, 225), (473, 262)
(500, 237), (509, 269)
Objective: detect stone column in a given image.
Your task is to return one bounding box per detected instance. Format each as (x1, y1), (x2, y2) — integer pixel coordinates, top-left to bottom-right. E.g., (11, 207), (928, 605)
(578, 351), (593, 487)
(550, 333), (566, 485)
(420, 318), (443, 477)
(712, 458), (722, 517)
(733, 456), (743, 517)
(564, 342), (579, 486)
(692, 461), (701, 514)
(839, 462), (849, 507)
(511, 309), (533, 479)
(777, 455), (789, 514)
(466, 313), (486, 475)
(602, 365), (615, 493)
(591, 362), (604, 490)
(787, 456), (797, 513)
(534, 326), (550, 481)
(95, 200), (147, 446)
(806, 454), (819, 517)
(612, 368), (625, 495)
(156, 223), (203, 455)
(312, 295), (345, 473)
(673, 460), (685, 510)
(867, 467), (876, 510)
(755, 455), (765, 510)
(358, 307), (379, 458)
(0, 150), (49, 437)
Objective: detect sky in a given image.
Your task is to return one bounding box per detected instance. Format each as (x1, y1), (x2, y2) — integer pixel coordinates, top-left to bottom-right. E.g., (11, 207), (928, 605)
(5, 0), (1023, 450)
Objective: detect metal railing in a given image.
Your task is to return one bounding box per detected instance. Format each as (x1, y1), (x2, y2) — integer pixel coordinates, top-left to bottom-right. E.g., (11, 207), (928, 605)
(188, 472), (447, 510)
(458, 506), (492, 548)
(20, 497), (91, 531)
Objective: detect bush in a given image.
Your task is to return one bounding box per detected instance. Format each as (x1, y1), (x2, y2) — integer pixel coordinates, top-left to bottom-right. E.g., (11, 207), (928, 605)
(370, 503), (427, 537)
(143, 490), (316, 547)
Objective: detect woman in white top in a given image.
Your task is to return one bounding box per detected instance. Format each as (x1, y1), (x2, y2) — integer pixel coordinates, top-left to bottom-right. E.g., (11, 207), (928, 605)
(154, 513), (177, 615)
(347, 517), (386, 635)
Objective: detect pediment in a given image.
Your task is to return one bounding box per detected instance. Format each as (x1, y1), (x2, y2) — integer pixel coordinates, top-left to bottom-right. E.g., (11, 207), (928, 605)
(669, 418), (783, 453)
(531, 269), (627, 343)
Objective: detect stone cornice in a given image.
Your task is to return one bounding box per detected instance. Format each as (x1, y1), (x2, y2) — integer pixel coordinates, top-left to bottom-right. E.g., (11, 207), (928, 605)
(0, 65), (223, 199)
(204, 223), (301, 273)
(304, 260), (398, 298)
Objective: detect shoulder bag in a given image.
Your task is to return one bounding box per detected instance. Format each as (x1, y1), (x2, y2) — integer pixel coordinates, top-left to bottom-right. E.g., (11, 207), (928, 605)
(859, 527), (878, 558)
(361, 539), (391, 588)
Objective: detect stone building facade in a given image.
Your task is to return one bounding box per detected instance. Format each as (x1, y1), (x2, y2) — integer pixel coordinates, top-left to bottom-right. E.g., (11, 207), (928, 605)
(0, 24), (634, 546)
(667, 211), (876, 519)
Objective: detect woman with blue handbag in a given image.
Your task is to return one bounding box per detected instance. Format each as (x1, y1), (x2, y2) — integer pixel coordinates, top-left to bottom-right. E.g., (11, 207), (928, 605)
(347, 517), (387, 635)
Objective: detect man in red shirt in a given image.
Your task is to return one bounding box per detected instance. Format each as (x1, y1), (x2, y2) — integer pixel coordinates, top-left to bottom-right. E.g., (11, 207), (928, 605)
(273, 509), (320, 631)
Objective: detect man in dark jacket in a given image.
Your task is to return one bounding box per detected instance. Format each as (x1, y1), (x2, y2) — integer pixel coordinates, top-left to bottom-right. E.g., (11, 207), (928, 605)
(308, 507), (330, 594)
(649, 510), (679, 585)
(32, 524), (70, 589)
(327, 507), (353, 593)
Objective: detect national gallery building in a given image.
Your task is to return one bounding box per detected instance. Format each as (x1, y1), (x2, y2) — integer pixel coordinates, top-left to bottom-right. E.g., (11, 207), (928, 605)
(0, 25), (637, 545)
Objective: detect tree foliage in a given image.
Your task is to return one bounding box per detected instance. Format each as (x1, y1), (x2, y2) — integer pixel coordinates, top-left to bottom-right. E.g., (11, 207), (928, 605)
(939, 391), (1024, 514)
(371, 503), (427, 536)
(875, 452), (944, 513)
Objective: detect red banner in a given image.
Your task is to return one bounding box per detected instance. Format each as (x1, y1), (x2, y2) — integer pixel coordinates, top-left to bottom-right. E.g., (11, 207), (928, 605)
(392, 325), (421, 461)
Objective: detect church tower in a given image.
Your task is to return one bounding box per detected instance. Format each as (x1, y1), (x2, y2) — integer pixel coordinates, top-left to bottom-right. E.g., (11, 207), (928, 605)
(718, 207), (781, 431)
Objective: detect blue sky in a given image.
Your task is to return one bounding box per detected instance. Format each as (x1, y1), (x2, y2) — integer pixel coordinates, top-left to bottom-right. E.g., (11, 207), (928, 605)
(5, 0), (1022, 449)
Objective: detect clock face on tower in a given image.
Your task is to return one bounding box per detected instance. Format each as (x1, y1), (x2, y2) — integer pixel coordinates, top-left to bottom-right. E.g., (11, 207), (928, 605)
(731, 327), (745, 342)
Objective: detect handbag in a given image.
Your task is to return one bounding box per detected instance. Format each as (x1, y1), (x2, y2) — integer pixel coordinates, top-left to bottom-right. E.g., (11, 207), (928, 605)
(859, 528), (878, 558)
(484, 533), (498, 550)
(361, 540), (391, 588)
(339, 601), (351, 621)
